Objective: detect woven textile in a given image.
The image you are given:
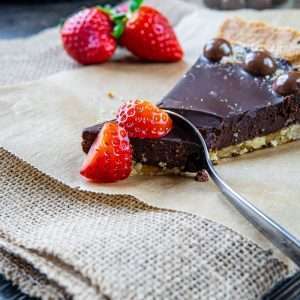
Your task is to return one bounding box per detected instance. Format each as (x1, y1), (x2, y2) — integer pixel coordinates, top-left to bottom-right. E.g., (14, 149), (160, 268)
(0, 29), (77, 86)
(0, 147), (290, 299)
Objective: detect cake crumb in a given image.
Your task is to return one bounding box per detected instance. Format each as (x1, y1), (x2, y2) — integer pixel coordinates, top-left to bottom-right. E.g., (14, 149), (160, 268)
(107, 91), (115, 98)
(195, 170), (209, 182)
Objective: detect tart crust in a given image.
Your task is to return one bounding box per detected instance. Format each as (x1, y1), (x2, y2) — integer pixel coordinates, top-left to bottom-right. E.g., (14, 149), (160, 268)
(218, 17), (300, 68)
(210, 123), (300, 162)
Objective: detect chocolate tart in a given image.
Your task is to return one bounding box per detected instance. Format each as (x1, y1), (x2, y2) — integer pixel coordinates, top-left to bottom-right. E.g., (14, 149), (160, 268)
(82, 18), (300, 174)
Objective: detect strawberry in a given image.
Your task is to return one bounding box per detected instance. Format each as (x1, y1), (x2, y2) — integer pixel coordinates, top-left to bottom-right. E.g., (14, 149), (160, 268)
(119, 5), (183, 62)
(116, 100), (173, 139)
(80, 122), (132, 183)
(61, 8), (117, 65)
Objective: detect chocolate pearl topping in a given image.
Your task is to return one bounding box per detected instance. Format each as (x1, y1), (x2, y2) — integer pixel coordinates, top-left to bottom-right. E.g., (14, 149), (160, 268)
(273, 71), (300, 96)
(243, 51), (277, 76)
(203, 38), (233, 62)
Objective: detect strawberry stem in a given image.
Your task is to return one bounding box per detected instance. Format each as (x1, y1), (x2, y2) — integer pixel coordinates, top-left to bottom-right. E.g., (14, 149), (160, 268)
(112, 19), (126, 39)
(129, 0), (143, 13)
(112, 13), (127, 20)
(102, 0), (143, 39)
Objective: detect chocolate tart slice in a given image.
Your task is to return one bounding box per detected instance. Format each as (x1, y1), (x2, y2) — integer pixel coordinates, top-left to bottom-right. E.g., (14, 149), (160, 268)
(82, 18), (300, 174)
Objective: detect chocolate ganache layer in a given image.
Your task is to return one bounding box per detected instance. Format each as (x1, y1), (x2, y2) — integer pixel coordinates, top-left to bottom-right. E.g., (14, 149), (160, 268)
(82, 43), (300, 172)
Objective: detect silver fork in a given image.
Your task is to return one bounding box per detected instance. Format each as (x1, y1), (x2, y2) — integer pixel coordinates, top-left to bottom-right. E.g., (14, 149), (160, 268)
(165, 109), (300, 267)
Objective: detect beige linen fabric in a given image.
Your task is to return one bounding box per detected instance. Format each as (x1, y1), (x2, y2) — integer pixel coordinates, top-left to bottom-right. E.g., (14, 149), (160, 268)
(0, 0), (300, 298)
(0, 29), (77, 86)
(0, 147), (290, 299)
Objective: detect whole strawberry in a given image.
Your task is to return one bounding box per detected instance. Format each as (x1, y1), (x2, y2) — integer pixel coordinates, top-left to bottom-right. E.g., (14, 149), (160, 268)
(119, 5), (183, 62)
(61, 8), (117, 64)
(80, 122), (132, 183)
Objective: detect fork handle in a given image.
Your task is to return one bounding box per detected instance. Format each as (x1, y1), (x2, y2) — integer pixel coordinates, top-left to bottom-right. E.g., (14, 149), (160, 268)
(207, 160), (300, 267)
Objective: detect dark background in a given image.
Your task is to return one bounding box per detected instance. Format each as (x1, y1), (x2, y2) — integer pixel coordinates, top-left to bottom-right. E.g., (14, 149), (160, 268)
(0, 0), (120, 39)
(0, 0), (300, 299)
(1, 0), (300, 39)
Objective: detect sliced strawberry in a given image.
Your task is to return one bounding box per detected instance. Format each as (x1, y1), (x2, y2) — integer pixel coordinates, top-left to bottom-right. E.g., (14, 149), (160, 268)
(80, 122), (132, 183)
(116, 100), (173, 139)
(119, 6), (183, 62)
(61, 8), (117, 65)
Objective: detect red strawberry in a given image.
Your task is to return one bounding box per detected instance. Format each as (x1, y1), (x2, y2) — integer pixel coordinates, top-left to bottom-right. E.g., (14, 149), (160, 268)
(61, 8), (117, 65)
(116, 100), (173, 139)
(120, 6), (183, 62)
(80, 122), (132, 183)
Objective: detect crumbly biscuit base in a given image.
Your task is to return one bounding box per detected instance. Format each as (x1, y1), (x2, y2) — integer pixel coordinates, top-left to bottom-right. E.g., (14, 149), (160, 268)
(211, 123), (300, 162)
(132, 123), (300, 176)
(217, 17), (300, 67)
(218, 17), (300, 68)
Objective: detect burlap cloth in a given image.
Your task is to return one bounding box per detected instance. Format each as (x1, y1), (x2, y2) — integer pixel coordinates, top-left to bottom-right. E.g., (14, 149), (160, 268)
(0, 0), (299, 299)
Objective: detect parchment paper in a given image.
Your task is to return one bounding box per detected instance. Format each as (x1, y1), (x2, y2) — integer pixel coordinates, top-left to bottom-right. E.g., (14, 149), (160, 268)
(0, 0), (300, 264)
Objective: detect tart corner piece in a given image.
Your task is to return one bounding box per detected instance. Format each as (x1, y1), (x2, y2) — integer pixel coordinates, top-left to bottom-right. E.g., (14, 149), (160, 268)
(82, 17), (300, 176)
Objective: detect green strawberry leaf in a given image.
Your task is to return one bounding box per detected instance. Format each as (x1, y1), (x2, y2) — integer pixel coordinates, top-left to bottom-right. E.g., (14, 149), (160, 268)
(98, 1), (142, 39)
(129, 0), (144, 13)
(112, 20), (125, 39)
(112, 13), (127, 21)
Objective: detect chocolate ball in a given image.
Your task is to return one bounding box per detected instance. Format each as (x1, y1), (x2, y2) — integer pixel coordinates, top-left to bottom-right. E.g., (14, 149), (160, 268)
(243, 51), (277, 76)
(273, 71), (300, 96)
(203, 38), (233, 62)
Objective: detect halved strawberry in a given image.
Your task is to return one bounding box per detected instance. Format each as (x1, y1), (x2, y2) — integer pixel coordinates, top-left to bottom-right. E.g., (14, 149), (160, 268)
(80, 122), (132, 183)
(116, 100), (173, 138)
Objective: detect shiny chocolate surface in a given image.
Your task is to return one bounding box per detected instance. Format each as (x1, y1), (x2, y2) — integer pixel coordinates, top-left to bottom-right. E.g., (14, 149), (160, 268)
(159, 49), (290, 128)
